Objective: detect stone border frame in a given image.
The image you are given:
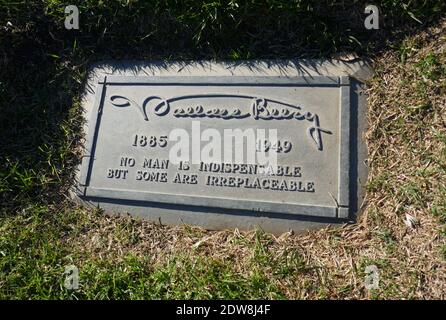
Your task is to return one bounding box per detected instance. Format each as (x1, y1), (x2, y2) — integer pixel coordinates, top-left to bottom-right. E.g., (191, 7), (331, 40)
(76, 75), (351, 220)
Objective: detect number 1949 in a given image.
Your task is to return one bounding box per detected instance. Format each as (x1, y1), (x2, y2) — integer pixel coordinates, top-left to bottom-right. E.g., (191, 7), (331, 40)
(256, 139), (292, 153)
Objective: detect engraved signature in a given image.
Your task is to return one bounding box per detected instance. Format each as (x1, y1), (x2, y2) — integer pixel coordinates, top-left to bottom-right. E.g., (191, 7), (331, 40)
(110, 94), (332, 150)
(174, 105), (250, 119)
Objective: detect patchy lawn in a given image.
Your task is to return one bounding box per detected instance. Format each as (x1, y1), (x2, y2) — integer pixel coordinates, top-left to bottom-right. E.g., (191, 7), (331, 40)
(0, 1), (445, 299)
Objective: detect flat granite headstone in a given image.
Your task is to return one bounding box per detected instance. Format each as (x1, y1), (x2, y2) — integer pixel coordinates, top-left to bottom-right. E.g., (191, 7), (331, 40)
(73, 60), (371, 234)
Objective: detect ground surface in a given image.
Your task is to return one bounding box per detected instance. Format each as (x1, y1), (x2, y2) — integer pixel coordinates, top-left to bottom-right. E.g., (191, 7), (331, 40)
(0, 1), (445, 299)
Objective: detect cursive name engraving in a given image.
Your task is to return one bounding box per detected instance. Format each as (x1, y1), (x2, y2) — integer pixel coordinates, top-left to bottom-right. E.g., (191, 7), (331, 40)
(110, 93), (332, 150)
(174, 105), (250, 119)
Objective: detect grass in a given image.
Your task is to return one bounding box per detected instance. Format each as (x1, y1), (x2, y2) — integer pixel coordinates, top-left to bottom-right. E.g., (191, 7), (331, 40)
(0, 1), (445, 299)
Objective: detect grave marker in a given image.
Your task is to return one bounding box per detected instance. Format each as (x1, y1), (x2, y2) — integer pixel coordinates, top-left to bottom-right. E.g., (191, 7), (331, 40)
(73, 61), (371, 233)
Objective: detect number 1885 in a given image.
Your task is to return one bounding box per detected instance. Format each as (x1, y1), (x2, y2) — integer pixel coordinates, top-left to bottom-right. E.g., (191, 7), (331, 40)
(132, 134), (168, 148)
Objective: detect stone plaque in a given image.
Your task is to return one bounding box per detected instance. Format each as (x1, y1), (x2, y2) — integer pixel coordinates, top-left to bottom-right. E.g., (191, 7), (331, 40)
(74, 61), (370, 233)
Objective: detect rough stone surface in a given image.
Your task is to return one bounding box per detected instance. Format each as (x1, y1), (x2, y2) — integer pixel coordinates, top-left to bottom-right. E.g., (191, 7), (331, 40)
(73, 60), (372, 234)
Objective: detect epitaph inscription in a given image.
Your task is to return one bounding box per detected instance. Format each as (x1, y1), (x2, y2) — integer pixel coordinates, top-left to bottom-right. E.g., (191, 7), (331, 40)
(75, 70), (363, 233)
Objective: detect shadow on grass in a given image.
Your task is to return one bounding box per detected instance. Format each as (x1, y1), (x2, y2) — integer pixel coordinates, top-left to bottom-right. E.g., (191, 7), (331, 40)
(0, 0), (445, 212)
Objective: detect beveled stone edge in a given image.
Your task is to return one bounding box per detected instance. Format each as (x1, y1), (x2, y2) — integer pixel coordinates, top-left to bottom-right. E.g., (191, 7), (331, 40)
(70, 59), (373, 234)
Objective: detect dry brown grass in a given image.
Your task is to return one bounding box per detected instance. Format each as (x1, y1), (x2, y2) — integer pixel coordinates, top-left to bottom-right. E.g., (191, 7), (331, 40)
(64, 20), (446, 299)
